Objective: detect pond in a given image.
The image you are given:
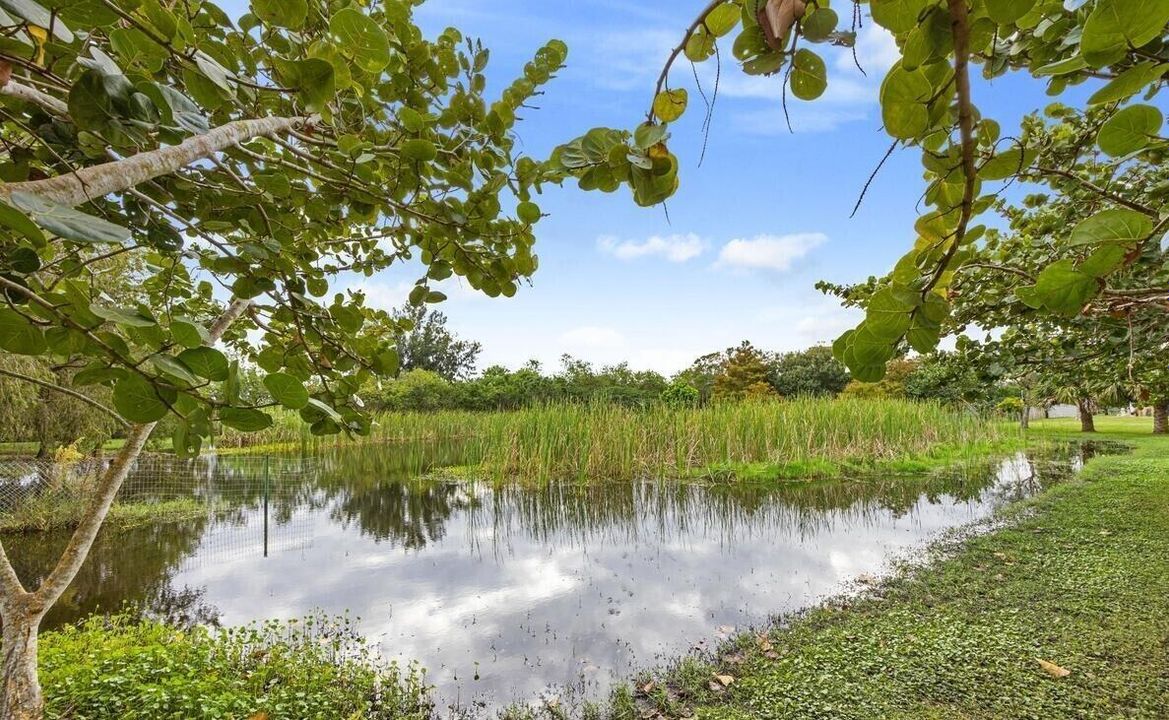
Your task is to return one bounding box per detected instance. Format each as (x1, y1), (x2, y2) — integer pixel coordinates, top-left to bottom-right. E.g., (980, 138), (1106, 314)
(4, 443), (1100, 713)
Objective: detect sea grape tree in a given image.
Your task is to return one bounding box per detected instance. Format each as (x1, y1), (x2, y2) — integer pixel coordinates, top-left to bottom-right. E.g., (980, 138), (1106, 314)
(552, 0), (1169, 380)
(0, 1), (565, 716)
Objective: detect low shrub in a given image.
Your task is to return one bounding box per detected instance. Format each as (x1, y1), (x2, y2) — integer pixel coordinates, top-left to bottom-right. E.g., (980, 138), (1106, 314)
(40, 614), (432, 720)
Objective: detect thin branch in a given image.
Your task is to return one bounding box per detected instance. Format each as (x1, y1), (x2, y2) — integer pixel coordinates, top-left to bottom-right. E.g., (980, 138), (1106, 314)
(0, 79), (68, 117)
(0, 368), (128, 427)
(648, 0), (725, 122)
(1033, 165), (1158, 216)
(923, 0), (976, 295)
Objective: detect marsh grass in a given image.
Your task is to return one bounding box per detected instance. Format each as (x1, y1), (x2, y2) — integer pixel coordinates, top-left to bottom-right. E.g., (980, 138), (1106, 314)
(230, 398), (1012, 483)
(0, 497), (205, 533)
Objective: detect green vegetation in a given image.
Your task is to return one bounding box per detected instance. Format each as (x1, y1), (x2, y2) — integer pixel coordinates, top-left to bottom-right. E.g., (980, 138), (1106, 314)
(226, 398), (1011, 483)
(0, 498), (204, 534)
(585, 417), (1168, 720)
(38, 615), (431, 720)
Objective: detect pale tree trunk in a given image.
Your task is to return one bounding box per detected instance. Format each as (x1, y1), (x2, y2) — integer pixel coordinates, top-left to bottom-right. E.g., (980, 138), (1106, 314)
(1, 589), (44, 720)
(1154, 401), (1169, 435)
(0, 300), (249, 719)
(1078, 399), (1096, 433)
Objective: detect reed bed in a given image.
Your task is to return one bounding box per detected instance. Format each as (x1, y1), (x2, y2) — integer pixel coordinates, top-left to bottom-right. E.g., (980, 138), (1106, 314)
(224, 398), (1012, 483)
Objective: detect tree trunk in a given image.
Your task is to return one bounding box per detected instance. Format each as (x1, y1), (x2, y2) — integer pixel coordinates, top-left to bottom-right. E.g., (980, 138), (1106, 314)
(0, 299), (249, 719)
(1078, 399), (1096, 433)
(1020, 405), (1030, 430)
(1154, 401), (1169, 435)
(1, 597), (44, 720)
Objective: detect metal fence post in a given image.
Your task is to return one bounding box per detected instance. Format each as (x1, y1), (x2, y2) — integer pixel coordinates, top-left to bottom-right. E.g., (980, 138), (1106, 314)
(262, 455), (270, 558)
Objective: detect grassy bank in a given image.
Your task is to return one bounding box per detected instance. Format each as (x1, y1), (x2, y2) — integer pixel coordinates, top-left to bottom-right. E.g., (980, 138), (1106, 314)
(592, 417), (1168, 719)
(0, 497), (206, 533)
(223, 399), (1012, 482)
(39, 615), (431, 720)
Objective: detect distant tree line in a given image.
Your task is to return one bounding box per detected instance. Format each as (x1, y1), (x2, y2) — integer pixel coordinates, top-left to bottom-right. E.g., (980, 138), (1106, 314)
(363, 309), (1018, 414)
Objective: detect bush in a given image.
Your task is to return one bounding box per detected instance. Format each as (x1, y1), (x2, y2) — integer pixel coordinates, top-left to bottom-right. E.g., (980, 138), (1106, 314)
(661, 381), (700, 408)
(40, 615), (432, 720)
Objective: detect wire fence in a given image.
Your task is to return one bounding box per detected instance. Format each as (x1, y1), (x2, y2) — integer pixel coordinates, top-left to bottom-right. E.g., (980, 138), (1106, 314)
(0, 454), (322, 564)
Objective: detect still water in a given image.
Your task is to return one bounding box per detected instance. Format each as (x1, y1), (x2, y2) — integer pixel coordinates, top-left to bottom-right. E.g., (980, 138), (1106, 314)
(5, 444), (1092, 711)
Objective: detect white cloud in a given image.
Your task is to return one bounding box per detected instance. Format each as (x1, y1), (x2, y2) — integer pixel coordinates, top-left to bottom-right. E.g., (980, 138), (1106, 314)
(597, 233), (707, 262)
(560, 326), (625, 349)
(714, 233), (827, 273)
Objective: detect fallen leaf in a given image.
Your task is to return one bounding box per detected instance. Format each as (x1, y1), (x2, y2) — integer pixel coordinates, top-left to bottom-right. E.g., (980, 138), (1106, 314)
(1036, 658), (1071, 678)
(640, 681), (656, 694)
(714, 673), (735, 687)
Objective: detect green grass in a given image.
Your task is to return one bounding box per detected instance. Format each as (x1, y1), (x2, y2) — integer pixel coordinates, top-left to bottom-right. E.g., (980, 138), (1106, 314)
(39, 614), (432, 720)
(0, 498), (206, 533)
(585, 417), (1169, 719)
(227, 399), (1012, 483)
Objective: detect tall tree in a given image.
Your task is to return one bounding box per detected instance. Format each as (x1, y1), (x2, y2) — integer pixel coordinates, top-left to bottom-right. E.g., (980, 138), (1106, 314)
(0, 1), (566, 716)
(393, 305), (482, 381)
(769, 346), (850, 397)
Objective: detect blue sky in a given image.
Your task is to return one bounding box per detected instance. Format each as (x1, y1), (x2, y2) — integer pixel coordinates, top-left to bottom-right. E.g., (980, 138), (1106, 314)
(228, 1), (1070, 374)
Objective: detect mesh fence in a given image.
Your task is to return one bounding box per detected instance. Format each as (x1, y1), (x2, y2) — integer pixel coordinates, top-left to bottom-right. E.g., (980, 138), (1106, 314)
(0, 454), (322, 564)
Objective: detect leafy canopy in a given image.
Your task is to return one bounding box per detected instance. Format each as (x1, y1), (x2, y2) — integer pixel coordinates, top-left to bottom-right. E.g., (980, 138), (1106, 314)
(551, 0), (1169, 380)
(0, 0), (566, 454)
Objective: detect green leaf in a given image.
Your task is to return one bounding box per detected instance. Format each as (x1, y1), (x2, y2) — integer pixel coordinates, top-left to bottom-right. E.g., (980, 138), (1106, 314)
(634, 122), (668, 150)
(1035, 56), (1088, 76)
(790, 49), (827, 101)
(113, 374), (170, 423)
(870, 0), (929, 33)
(1081, 0), (1169, 68)
(653, 89), (688, 123)
(0, 0), (74, 41)
(1068, 207), (1154, 246)
(704, 3), (740, 37)
(0, 308), (46, 355)
(685, 28), (716, 62)
(292, 58), (335, 111)
(150, 354), (200, 386)
(263, 372), (310, 410)
(1097, 104), (1163, 157)
(865, 287), (920, 341)
(517, 201), (541, 224)
(401, 139), (438, 162)
(1025, 259), (1100, 316)
(985, 0), (1035, 24)
(0, 199), (45, 244)
(252, 0), (307, 28)
(330, 7), (392, 73)
(979, 148), (1034, 181)
(177, 346), (229, 381)
(8, 192), (131, 245)
(89, 305), (156, 328)
(1088, 62), (1167, 106)
(148, 83), (210, 134)
(801, 8), (838, 42)
(219, 407), (273, 432)
(880, 64), (931, 139)
(170, 318), (209, 349)
(303, 397), (343, 423)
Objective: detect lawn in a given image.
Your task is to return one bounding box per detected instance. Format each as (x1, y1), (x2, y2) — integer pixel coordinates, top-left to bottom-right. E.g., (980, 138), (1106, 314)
(611, 416), (1169, 719)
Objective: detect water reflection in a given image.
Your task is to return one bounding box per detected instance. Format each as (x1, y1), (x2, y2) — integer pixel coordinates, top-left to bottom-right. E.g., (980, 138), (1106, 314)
(3, 443), (1104, 712)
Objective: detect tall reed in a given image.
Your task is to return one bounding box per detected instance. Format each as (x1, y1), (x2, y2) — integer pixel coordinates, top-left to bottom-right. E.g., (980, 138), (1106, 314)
(225, 398), (1012, 483)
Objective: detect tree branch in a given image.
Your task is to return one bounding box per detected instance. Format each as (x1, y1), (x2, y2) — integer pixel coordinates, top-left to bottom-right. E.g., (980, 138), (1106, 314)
(923, 0), (976, 295)
(0, 368), (128, 427)
(0, 79), (68, 117)
(1033, 165), (1157, 216)
(0, 116), (316, 207)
